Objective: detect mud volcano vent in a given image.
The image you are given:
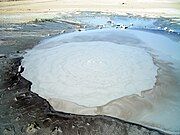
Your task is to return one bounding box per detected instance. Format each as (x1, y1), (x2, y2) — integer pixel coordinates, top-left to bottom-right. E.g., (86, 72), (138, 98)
(22, 29), (157, 108)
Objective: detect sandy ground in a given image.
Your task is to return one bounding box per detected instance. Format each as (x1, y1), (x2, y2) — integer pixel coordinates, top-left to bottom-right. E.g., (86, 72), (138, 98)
(0, 0), (180, 23)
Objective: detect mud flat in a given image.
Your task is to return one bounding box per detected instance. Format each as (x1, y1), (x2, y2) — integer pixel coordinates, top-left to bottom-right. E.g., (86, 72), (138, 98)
(0, 55), (169, 135)
(0, 9), (180, 135)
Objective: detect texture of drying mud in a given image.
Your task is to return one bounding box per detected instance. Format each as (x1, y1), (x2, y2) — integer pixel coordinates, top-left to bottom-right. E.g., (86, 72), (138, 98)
(0, 15), (179, 135)
(0, 56), (168, 135)
(44, 52), (175, 120)
(23, 28), (180, 134)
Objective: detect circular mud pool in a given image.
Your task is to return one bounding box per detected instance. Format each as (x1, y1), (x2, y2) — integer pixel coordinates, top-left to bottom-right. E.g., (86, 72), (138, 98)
(22, 41), (157, 107)
(22, 28), (180, 133)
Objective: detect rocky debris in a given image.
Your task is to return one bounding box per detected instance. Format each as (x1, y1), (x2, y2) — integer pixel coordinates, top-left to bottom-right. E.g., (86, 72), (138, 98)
(129, 23), (133, 26)
(119, 24), (128, 29)
(168, 29), (174, 33)
(162, 27), (175, 33)
(97, 25), (104, 29)
(3, 129), (14, 135)
(17, 66), (24, 74)
(107, 20), (113, 24)
(51, 126), (63, 135)
(164, 27), (168, 31)
(61, 30), (66, 34)
(0, 54), (6, 58)
(26, 122), (40, 134)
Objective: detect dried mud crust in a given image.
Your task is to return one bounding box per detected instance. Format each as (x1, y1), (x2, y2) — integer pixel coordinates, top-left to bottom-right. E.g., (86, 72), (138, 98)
(0, 57), (169, 135)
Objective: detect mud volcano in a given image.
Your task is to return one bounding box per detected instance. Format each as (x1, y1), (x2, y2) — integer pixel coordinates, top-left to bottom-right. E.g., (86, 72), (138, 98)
(22, 29), (180, 133)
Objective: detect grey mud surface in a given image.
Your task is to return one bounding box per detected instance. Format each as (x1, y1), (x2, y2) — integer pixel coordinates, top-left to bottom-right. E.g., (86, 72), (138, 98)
(0, 58), (167, 135)
(0, 12), (177, 135)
